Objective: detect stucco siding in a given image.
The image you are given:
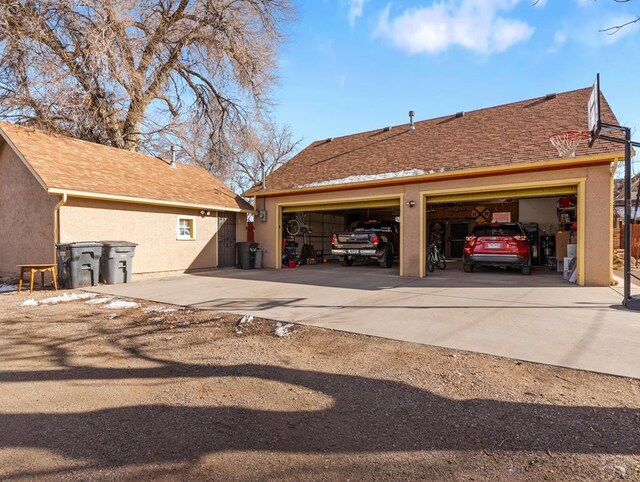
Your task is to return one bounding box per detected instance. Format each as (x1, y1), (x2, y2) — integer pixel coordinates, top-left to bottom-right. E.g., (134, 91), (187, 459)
(0, 141), (57, 276)
(59, 198), (218, 274)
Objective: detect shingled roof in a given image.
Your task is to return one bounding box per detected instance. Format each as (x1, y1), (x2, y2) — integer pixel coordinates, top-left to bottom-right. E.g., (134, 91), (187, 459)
(246, 87), (623, 196)
(0, 122), (253, 212)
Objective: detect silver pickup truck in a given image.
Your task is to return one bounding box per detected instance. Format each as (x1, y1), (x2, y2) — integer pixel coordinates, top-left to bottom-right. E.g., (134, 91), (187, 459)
(330, 221), (399, 268)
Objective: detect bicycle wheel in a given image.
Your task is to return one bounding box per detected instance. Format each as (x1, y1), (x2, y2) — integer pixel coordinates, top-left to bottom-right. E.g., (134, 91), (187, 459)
(436, 255), (446, 270)
(286, 219), (301, 236)
(426, 254), (435, 272)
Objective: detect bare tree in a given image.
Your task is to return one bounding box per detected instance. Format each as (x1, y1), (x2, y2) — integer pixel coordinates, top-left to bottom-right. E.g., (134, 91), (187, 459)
(0, 0), (293, 155)
(532, 0), (639, 34)
(230, 120), (301, 193)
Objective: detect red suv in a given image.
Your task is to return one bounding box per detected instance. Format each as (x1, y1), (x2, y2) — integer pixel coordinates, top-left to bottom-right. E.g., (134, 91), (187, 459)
(463, 223), (531, 275)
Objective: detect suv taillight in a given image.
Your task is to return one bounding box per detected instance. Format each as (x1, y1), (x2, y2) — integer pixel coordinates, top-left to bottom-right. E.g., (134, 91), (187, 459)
(465, 235), (477, 244)
(372, 234), (380, 245)
(513, 235), (528, 242)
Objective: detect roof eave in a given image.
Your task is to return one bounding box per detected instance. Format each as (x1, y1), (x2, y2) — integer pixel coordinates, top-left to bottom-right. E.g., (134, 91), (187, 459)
(253, 151), (624, 198)
(48, 187), (256, 213)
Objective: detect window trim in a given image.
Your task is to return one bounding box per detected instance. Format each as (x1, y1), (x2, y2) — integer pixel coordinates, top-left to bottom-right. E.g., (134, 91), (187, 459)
(176, 215), (196, 241)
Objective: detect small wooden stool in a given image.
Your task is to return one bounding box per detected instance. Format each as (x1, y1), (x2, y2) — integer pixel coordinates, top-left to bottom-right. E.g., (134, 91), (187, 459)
(17, 264), (59, 294)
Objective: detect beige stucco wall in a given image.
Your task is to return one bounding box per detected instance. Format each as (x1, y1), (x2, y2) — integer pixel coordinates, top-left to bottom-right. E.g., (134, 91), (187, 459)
(254, 164), (613, 286)
(0, 141), (58, 276)
(59, 198), (221, 274)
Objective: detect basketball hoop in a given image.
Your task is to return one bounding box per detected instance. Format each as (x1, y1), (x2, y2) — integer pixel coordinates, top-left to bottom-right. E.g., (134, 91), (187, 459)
(549, 130), (591, 158)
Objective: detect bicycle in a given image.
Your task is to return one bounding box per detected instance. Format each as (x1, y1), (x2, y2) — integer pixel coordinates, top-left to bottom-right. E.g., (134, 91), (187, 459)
(284, 212), (312, 237)
(426, 242), (446, 272)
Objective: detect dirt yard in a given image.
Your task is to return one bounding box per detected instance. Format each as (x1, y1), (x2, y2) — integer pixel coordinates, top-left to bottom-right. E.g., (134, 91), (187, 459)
(0, 288), (639, 481)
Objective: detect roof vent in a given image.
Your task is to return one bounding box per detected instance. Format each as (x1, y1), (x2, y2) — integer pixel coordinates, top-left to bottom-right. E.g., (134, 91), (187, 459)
(408, 110), (415, 132)
(170, 145), (177, 168)
(544, 93), (557, 100)
(325, 137), (334, 143)
(455, 111), (465, 118)
(383, 126), (391, 132)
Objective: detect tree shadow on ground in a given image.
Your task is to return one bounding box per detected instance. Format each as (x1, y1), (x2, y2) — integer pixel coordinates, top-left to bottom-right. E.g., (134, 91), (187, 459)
(1, 360), (638, 474)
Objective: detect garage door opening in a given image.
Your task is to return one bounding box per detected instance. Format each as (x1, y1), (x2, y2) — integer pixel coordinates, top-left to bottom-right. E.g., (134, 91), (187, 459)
(424, 185), (581, 284)
(279, 198), (402, 273)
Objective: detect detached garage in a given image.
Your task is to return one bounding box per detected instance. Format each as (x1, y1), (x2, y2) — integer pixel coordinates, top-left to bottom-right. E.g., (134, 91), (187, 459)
(247, 87), (624, 286)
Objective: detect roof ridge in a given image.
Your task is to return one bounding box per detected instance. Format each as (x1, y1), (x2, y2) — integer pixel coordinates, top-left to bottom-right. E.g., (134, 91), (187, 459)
(0, 121), (183, 170)
(309, 86), (593, 144)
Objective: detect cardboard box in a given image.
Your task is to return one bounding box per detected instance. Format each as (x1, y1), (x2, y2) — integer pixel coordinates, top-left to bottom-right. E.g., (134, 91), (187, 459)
(556, 231), (570, 260)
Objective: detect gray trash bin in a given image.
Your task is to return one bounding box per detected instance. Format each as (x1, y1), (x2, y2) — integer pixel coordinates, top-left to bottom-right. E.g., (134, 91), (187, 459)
(57, 242), (103, 289)
(236, 242), (258, 269)
(100, 241), (137, 284)
(255, 248), (263, 269)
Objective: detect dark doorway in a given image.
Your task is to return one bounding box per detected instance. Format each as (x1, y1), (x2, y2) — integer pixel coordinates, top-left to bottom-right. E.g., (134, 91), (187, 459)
(217, 212), (237, 267)
(449, 221), (470, 258)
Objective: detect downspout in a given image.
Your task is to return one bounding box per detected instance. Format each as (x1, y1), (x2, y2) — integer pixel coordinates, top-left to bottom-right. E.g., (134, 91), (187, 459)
(53, 193), (68, 261)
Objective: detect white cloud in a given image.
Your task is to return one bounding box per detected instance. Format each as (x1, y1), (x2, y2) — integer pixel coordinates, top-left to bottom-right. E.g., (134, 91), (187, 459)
(348, 0), (367, 27)
(546, 28), (567, 54)
(374, 0), (534, 55)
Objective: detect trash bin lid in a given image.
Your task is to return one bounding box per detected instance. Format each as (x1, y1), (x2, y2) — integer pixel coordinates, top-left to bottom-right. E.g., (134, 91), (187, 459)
(101, 241), (138, 247)
(66, 241), (103, 248)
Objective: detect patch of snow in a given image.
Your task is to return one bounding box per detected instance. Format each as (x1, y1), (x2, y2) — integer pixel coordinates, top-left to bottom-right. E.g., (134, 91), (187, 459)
(102, 300), (140, 310)
(85, 297), (113, 305)
(0, 284), (19, 293)
(143, 305), (181, 313)
(235, 314), (254, 336)
(237, 314), (254, 326)
(296, 169), (427, 189)
(275, 322), (294, 338)
(21, 292), (95, 306)
(39, 293), (95, 305)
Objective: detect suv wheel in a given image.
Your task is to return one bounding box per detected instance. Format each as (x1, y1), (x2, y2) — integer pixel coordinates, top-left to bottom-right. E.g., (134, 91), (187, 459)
(463, 263), (474, 273)
(521, 264), (531, 275)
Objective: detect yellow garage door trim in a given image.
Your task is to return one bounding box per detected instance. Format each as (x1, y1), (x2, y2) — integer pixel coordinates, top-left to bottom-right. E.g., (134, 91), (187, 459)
(282, 198), (400, 213)
(425, 185), (577, 204)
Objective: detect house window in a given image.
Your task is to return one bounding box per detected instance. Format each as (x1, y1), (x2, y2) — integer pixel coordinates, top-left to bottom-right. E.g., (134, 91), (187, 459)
(177, 216), (196, 240)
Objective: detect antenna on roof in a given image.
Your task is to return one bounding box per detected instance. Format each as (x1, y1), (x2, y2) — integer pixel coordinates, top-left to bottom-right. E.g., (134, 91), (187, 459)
(408, 111), (415, 132)
(170, 145), (177, 168)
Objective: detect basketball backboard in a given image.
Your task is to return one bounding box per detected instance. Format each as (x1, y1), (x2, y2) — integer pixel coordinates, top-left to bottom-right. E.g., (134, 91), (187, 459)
(588, 73), (601, 147)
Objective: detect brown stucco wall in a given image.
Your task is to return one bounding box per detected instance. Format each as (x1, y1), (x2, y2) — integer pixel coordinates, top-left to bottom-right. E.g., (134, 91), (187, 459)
(0, 141), (58, 276)
(59, 198), (220, 274)
(254, 164), (613, 286)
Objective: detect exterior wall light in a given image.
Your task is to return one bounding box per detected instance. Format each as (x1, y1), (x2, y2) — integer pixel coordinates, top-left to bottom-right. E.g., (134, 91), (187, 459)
(406, 200), (415, 208)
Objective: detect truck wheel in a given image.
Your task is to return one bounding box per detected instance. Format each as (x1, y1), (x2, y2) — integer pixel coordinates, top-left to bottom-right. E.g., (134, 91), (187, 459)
(379, 250), (393, 268)
(463, 263), (473, 273)
(340, 257), (354, 267)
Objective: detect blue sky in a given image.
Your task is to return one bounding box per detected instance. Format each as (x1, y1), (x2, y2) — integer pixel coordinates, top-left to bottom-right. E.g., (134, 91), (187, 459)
(272, 0), (640, 160)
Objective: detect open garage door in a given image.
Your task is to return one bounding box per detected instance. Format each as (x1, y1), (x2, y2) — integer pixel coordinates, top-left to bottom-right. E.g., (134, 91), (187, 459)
(277, 197), (403, 274)
(422, 183), (584, 285)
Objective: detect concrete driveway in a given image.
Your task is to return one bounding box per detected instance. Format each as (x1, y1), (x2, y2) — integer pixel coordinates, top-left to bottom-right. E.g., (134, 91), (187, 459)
(93, 262), (640, 379)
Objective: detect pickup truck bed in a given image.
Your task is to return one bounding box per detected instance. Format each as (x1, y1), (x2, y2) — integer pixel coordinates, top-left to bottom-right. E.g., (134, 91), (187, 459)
(331, 221), (399, 268)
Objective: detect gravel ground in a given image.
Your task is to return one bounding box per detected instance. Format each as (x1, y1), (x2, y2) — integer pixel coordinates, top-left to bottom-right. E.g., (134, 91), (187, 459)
(0, 288), (639, 481)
